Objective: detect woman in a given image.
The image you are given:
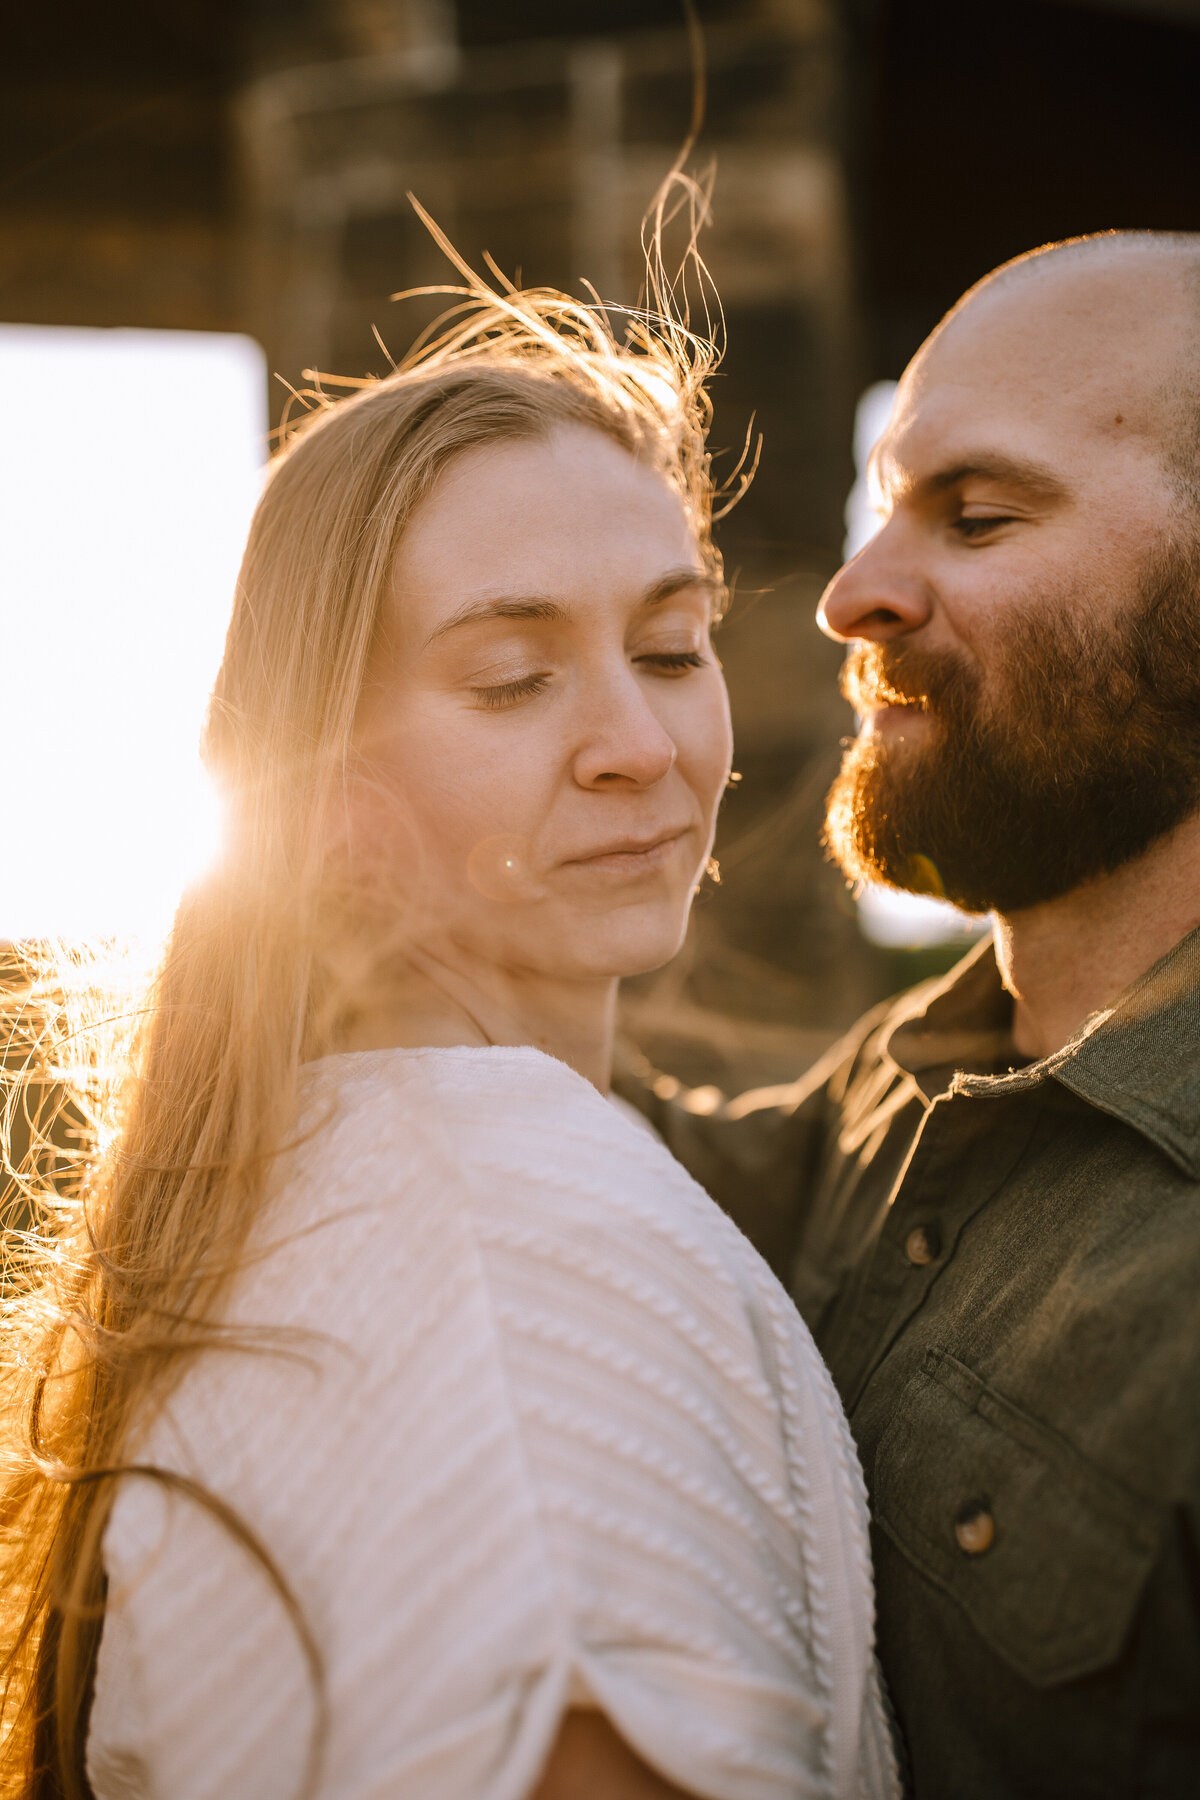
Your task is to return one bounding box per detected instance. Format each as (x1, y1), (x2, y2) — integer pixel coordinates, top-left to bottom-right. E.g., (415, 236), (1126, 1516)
(0, 260), (898, 1800)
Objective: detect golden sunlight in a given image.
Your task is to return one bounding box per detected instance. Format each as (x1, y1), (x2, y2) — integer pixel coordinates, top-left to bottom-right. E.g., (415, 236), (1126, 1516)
(0, 325), (266, 944)
(843, 380), (988, 953)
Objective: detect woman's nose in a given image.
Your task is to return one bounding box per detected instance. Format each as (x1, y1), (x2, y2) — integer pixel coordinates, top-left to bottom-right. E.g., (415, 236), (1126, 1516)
(572, 677), (678, 790)
(816, 527), (933, 643)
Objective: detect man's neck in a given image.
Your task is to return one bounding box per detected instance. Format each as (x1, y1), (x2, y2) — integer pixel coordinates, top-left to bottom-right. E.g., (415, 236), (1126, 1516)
(994, 810), (1200, 1060)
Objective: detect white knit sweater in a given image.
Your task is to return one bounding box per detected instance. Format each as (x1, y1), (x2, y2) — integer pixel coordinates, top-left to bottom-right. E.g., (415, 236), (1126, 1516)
(87, 1047), (899, 1800)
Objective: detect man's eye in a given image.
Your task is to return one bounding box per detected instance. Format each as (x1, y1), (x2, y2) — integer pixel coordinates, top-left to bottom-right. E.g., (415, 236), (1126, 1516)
(471, 672), (551, 710)
(635, 651), (708, 674)
(953, 514), (1016, 538)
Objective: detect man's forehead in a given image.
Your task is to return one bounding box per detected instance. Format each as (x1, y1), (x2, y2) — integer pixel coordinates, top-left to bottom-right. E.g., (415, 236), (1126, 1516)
(881, 257), (1194, 478)
(933, 248), (1191, 372)
(873, 346), (1169, 502)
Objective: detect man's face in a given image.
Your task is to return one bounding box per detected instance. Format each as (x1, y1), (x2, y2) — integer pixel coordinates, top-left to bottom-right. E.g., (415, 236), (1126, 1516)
(817, 261), (1200, 914)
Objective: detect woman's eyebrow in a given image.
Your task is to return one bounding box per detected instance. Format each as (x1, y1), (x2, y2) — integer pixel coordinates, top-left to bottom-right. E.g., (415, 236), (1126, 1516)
(641, 567), (723, 607)
(425, 597), (565, 644)
(425, 568), (719, 645)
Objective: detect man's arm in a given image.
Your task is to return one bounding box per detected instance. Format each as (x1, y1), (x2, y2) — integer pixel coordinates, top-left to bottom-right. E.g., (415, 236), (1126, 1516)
(614, 1023), (875, 1288)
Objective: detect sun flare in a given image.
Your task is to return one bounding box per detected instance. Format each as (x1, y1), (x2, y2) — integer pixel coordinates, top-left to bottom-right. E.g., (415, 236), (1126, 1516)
(0, 325), (266, 947)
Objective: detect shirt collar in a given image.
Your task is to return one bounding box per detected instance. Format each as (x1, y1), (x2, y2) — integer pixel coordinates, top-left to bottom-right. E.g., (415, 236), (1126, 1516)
(883, 935), (1016, 1087)
(884, 923), (1200, 1177)
(1049, 922), (1200, 1178)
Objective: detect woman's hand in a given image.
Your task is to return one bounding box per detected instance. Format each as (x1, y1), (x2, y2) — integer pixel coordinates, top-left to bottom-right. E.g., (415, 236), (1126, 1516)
(530, 1710), (699, 1799)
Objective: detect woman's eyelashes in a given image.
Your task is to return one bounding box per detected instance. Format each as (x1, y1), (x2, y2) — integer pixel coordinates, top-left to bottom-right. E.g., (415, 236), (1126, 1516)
(635, 650), (708, 674)
(469, 649), (709, 711)
(472, 671), (552, 710)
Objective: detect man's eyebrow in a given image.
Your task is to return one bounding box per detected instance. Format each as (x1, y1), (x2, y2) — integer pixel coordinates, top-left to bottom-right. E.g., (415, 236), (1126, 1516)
(425, 567), (720, 644)
(906, 452), (1071, 500)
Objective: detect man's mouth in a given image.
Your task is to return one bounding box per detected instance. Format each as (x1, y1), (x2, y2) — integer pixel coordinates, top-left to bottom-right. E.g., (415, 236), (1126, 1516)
(843, 658), (931, 718)
(857, 682), (929, 714)
(863, 699), (930, 736)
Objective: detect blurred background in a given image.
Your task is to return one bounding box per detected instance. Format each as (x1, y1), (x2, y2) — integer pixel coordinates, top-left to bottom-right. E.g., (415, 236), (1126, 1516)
(4, 0), (1200, 1090)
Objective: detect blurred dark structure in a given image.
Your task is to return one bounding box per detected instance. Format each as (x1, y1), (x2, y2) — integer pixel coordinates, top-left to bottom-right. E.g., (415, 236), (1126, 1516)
(4, 0), (1200, 1083)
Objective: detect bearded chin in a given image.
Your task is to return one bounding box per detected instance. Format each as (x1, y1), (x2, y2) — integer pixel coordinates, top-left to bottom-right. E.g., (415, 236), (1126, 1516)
(824, 733), (916, 897)
(823, 550), (1200, 917)
(823, 724), (1012, 915)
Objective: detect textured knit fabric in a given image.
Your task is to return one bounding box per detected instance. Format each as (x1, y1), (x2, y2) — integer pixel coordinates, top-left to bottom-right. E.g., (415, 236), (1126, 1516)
(86, 1046), (899, 1800)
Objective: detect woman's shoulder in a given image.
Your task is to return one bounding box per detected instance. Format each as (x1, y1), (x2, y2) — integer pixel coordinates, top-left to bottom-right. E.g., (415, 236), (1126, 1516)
(301, 1040), (641, 1140)
(355, 1049), (833, 1441)
(228, 1043), (845, 1518)
(297, 1045), (767, 1287)
(296, 1042), (600, 1161)
(296, 1045), (705, 1216)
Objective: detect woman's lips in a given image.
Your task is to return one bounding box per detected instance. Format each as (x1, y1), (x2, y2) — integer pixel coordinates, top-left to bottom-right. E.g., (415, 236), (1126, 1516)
(560, 829), (689, 877)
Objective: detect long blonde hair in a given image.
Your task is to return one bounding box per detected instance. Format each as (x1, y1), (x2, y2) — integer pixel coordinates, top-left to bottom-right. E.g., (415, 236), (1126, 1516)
(0, 221), (737, 1797)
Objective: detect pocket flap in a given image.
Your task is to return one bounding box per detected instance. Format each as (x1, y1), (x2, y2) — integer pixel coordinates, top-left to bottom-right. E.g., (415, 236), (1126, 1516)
(873, 1348), (1161, 1687)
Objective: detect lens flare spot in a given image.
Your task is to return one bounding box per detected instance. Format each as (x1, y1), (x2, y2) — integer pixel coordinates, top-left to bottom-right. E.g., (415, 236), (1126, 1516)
(465, 835), (543, 903)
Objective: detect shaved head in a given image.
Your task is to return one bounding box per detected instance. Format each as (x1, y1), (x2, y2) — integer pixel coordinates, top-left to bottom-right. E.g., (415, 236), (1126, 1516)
(922, 231), (1200, 507)
(955, 228), (1200, 305)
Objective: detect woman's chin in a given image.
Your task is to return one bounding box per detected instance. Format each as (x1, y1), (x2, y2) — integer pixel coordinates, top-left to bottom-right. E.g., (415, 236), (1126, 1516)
(445, 890), (698, 985)
(554, 912), (693, 983)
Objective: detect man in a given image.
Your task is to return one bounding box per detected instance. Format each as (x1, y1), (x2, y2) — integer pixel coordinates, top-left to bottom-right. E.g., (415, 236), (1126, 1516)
(645, 233), (1200, 1796)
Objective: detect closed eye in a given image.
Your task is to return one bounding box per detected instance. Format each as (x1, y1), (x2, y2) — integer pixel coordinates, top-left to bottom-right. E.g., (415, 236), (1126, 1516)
(472, 650), (707, 709)
(635, 651), (708, 674)
(471, 672), (551, 710)
(952, 515), (1018, 539)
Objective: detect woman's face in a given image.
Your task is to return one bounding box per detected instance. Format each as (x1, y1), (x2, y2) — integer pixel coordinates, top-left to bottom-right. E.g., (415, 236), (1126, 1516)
(350, 421), (733, 984)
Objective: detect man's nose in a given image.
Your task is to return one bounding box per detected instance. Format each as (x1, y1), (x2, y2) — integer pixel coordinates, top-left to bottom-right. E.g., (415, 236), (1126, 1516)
(816, 528), (933, 643)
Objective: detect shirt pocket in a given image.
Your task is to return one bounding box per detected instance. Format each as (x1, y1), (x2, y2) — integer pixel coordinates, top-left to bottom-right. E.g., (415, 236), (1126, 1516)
(872, 1346), (1162, 1688)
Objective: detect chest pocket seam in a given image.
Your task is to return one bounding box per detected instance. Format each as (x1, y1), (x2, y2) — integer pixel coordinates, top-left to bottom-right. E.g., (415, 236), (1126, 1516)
(873, 1346), (1162, 1688)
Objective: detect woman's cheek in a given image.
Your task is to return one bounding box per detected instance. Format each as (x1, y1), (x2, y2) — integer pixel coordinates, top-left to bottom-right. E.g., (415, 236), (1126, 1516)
(687, 679), (734, 821)
(433, 739), (552, 872)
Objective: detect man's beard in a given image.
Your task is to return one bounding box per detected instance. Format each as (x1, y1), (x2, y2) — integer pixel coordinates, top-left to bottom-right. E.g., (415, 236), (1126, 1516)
(823, 542), (1200, 915)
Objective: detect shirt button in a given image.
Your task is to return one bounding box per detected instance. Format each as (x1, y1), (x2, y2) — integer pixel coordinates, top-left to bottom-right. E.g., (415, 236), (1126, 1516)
(955, 1506), (996, 1555)
(904, 1224), (941, 1265)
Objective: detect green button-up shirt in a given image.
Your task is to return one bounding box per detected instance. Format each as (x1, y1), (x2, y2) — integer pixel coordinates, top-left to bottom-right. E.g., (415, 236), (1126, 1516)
(642, 924), (1200, 1797)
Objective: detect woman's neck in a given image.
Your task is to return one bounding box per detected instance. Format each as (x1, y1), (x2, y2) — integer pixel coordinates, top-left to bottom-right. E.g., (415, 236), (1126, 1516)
(337, 944), (619, 1092)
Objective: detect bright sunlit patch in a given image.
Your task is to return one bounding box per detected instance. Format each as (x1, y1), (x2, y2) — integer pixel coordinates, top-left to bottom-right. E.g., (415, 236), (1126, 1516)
(843, 380), (990, 953)
(0, 325), (267, 944)
(843, 380), (897, 560)
(855, 883), (987, 952)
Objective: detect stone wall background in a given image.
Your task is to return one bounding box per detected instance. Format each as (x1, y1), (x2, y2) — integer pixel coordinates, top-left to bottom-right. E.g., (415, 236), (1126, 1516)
(5, 0), (1200, 1087)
